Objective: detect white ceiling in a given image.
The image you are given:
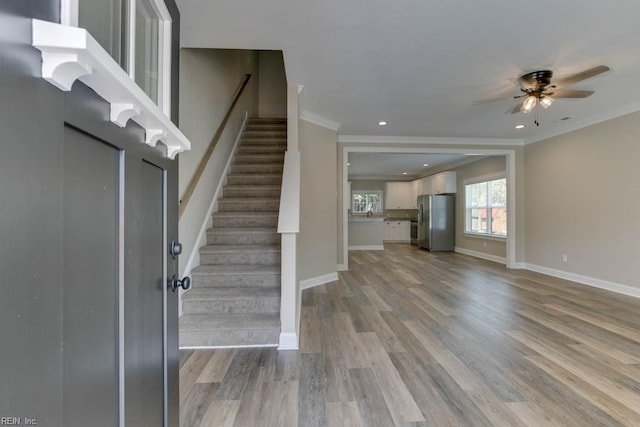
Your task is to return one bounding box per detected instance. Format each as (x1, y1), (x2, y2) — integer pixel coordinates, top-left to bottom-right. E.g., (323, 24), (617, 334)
(177, 0), (640, 142)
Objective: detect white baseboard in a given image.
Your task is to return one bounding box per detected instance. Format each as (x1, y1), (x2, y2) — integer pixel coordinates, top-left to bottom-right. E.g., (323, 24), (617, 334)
(525, 263), (640, 299)
(300, 272), (339, 290)
(278, 332), (299, 350)
(337, 263), (347, 272)
(510, 261), (527, 269)
(348, 245), (384, 251)
(455, 247), (506, 265)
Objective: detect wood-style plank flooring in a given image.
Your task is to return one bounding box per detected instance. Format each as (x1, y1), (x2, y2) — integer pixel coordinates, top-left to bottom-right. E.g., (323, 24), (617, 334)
(180, 244), (640, 426)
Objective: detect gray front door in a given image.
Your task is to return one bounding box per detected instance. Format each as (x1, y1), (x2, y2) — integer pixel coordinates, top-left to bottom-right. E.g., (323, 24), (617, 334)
(124, 157), (167, 426)
(0, 3), (181, 425)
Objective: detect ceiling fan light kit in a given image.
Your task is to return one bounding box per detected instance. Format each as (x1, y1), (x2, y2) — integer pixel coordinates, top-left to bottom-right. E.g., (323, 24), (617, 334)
(473, 65), (610, 127)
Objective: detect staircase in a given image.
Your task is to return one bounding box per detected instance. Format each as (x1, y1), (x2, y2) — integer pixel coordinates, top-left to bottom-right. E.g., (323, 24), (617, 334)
(179, 118), (286, 347)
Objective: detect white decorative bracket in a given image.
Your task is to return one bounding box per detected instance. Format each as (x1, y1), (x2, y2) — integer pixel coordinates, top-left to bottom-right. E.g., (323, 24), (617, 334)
(110, 103), (141, 127)
(145, 129), (167, 147)
(32, 19), (190, 158)
(40, 53), (92, 91)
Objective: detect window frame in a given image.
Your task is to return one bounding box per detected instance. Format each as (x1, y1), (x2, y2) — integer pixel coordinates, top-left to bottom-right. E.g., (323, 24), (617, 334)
(463, 172), (507, 239)
(351, 190), (384, 215)
(61, 0), (172, 117)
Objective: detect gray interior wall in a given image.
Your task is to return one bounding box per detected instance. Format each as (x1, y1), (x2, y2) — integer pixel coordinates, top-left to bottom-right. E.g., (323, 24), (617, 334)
(299, 120), (338, 280)
(258, 50), (287, 118)
(524, 112), (640, 288)
(452, 156), (507, 259)
(178, 48), (259, 275)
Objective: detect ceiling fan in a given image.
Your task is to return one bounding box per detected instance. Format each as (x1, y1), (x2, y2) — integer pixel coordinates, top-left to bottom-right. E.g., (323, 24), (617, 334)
(473, 65), (610, 125)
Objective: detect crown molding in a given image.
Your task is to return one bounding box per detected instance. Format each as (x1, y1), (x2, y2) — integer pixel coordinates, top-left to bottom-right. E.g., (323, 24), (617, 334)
(300, 110), (341, 131)
(523, 100), (640, 145)
(32, 19), (190, 159)
(338, 135), (523, 146)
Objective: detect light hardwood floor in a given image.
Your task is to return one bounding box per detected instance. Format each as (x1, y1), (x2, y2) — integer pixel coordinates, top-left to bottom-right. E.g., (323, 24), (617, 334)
(180, 244), (640, 426)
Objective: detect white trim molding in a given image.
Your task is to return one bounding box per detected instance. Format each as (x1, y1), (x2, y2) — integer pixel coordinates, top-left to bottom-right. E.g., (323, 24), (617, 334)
(455, 247), (506, 265)
(337, 264), (347, 272)
(32, 19), (190, 159)
(348, 245), (385, 251)
(278, 332), (299, 351)
(525, 263), (640, 299)
(300, 110), (341, 131)
(300, 272), (339, 290)
(339, 135), (523, 146)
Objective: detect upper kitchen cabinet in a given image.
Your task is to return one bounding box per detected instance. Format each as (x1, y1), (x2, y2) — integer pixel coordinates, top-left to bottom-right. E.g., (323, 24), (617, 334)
(414, 171), (456, 196)
(416, 176), (431, 196)
(385, 182), (416, 209)
(431, 171), (457, 194)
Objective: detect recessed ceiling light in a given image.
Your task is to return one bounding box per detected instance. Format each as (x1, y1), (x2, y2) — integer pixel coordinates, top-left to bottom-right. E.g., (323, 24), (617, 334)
(515, 124), (525, 129)
(423, 163), (429, 167)
(402, 172), (407, 175)
(378, 121), (387, 126)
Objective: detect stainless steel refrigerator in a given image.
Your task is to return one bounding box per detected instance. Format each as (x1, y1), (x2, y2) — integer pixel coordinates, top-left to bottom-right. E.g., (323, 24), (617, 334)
(417, 194), (455, 251)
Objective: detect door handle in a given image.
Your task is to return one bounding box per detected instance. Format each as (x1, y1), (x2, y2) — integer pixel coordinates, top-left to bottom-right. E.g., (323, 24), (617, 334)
(169, 275), (191, 292)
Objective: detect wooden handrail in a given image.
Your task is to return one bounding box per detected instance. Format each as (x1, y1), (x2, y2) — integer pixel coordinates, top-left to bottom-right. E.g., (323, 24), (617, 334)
(178, 73), (252, 218)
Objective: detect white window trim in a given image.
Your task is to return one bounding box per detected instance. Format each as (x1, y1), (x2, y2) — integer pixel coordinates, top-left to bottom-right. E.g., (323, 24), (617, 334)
(61, 0), (172, 117)
(352, 190), (384, 214)
(463, 172), (507, 239)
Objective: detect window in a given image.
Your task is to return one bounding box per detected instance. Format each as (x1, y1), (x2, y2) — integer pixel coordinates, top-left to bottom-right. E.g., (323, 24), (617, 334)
(64, 0), (171, 113)
(352, 191), (383, 214)
(465, 175), (507, 237)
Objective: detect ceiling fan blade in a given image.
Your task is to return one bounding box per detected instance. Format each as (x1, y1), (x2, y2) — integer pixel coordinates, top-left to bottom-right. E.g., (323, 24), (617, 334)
(472, 97), (510, 106)
(551, 89), (594, 98)
(554, 65), (610, 88)
(507, 98), (526, 114)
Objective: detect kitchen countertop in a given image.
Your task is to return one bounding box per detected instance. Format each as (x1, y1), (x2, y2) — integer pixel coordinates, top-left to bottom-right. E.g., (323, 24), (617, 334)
(348, 216), (385, 222)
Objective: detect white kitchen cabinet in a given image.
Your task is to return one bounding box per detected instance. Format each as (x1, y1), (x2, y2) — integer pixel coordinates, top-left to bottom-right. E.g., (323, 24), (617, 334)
(411, 180), (419, 207)
(431, 171), (456, 194)
(416, 176), (432, 196)
(383, 220), (411, 242)
(385, 182), (414, 209)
